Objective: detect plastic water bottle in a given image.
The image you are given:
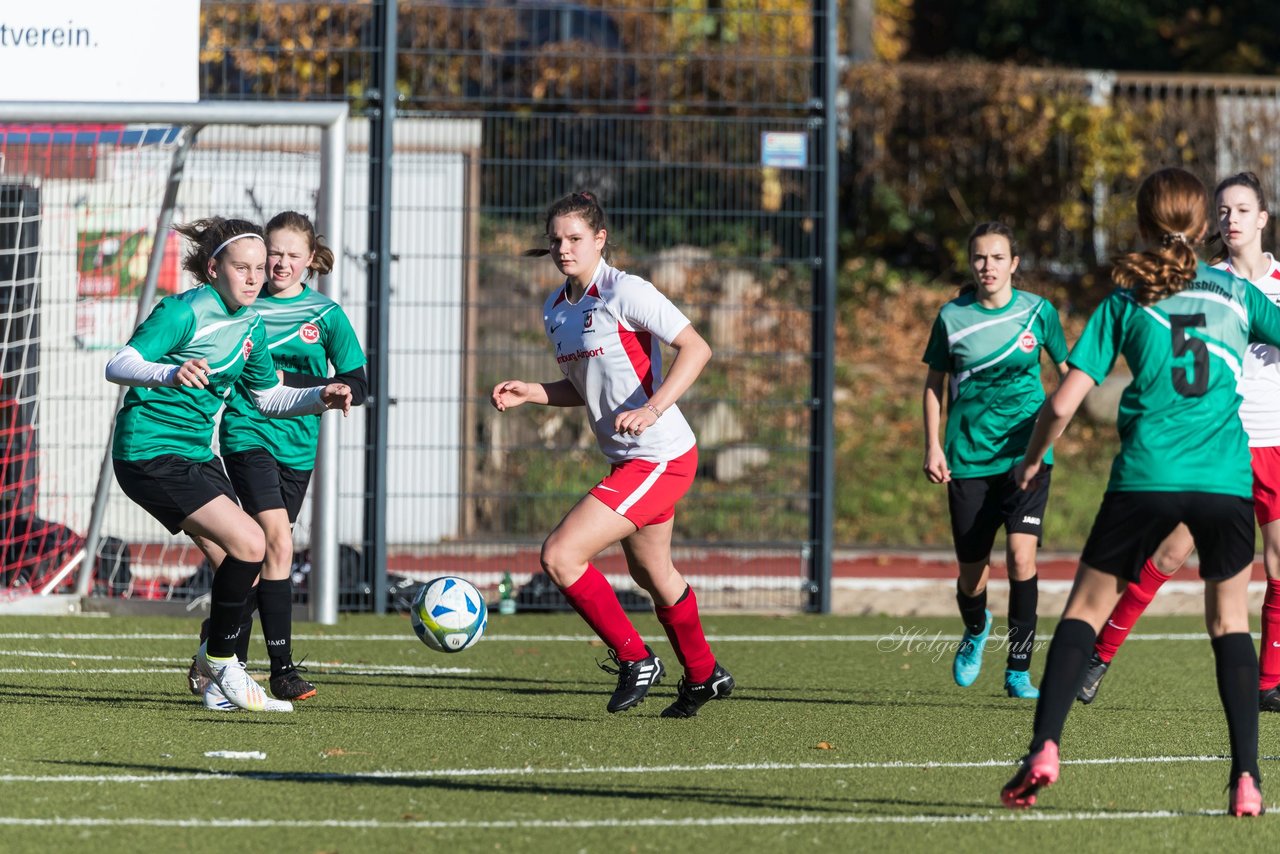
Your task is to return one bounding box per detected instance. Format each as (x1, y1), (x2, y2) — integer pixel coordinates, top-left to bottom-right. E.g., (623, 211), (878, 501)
(498, 571), (517, 615)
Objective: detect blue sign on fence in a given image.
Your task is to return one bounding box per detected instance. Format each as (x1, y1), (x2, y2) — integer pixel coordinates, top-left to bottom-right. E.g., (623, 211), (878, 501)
(761, 131), (808, 168)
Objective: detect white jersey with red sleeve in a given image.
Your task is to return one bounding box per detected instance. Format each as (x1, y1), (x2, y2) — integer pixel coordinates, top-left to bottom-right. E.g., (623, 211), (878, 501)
(1217, 254), (1280, 446)
(542, 259), (698, 463)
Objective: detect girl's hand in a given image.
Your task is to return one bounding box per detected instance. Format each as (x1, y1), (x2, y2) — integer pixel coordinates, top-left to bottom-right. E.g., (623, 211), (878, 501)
(614, 405), (659, 438)
(1014, 459), (1040, 491)
(321, 383), (352, 415)
(492, 380), (533, 411)
(173, 358), (211, 389)
(923, 446), (951, 483)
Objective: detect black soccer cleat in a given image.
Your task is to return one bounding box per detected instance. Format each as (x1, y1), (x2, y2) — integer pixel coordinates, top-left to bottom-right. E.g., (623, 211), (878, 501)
(186, 655), (207, 696)
(186, 618), (214, 696)
(1261, 687), (1280, 713)
(1076, 652), (1109, 705)
(269, 660), (317, 702)
(661, 662), (735, 718)
(598, 646), (665, 713)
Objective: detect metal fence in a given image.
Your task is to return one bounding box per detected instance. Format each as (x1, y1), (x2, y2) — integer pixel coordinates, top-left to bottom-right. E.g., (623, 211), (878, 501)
(30, 15), (1279, 614)
(195, 0), (837, 612)
(843, 63), (1280, 283)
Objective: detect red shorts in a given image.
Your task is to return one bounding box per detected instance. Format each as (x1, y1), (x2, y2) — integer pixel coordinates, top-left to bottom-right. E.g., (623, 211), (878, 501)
(1252, 446), (1280, 526)
(589, 445), (698, 528)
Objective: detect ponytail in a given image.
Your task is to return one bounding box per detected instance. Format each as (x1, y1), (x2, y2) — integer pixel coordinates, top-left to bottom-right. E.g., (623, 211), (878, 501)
(1111, 168), (1208, 307)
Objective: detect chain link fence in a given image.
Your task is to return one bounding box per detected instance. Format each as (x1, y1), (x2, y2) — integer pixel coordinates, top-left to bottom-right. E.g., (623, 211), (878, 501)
(843, 63), (1280, 286)
(188, 0), (831, 612)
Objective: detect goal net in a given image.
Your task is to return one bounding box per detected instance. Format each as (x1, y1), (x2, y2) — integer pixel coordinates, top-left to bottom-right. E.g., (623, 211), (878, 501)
(0, 103), (346, 613)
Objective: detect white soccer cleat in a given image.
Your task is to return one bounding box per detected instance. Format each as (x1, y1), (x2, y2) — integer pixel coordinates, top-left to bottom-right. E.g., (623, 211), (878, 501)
(202, 681), (239, 712)
(196, 642), (283, 712)
(203, 680), (293, 713)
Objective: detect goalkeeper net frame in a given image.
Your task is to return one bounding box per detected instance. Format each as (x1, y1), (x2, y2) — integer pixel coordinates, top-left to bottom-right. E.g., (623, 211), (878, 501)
(0, 101), (348, 623)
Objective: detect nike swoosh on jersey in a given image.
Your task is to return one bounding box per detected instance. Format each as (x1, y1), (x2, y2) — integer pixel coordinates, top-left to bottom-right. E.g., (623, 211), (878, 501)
(596, 485), (619, 493)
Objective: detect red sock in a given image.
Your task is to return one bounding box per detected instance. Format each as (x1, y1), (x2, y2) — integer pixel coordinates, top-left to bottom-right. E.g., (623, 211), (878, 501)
(561, 565), (647, 662)
(655, 586), (716, 683)
(1258, 579), (1280, 691)
(1094, 559), (1171, 663)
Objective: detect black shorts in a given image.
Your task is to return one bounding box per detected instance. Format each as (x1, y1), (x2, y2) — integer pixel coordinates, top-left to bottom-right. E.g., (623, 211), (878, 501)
(222, 449), (313, 523)
(947, 466), (1052, 564)
(1081, 491), (1255, 582)
(112, 455), (236, 535)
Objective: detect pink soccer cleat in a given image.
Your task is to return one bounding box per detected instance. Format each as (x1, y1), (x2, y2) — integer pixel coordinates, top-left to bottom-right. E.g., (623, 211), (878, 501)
(1001, 740), (1060, 809)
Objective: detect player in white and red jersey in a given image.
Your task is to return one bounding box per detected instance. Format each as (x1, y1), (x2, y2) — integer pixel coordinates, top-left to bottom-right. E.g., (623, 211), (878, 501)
(1075, 172), (1280, 721)
(491, 191), (732, 717)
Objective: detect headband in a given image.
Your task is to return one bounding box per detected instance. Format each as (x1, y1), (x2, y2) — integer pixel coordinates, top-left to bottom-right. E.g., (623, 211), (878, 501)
(211, 232), (264, 259)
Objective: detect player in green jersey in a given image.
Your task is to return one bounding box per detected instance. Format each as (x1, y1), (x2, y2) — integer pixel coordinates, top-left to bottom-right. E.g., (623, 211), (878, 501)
(1077, 173), (1280, 708)
(922, 222), (1068, 700)
(1001, 167), (1278, 817)
(186, 211), (367, 704)
(106, 217), (352, 714)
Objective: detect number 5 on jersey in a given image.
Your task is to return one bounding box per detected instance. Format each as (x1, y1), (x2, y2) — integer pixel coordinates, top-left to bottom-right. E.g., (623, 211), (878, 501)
(1170, 313), (1207, 397)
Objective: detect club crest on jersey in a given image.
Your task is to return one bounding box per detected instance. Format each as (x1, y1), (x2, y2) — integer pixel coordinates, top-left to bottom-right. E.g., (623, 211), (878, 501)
(1018, 331), (1038, 353)
(242, 337), (254, 358)
(583, 311), (595, 330)
(300, 322), (321, 344)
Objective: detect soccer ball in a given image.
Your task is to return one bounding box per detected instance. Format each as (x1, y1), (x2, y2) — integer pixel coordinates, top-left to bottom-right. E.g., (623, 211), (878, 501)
(410, 576), (488, 653)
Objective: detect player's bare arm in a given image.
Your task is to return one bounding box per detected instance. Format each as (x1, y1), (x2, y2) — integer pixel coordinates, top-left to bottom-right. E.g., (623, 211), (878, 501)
(921, 369), (950, 483)
(491, 378), (584, 411)
(614, 324), (711, 437)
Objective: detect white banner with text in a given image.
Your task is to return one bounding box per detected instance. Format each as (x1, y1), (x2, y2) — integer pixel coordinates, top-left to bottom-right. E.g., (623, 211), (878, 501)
(0, 0), (198, 102)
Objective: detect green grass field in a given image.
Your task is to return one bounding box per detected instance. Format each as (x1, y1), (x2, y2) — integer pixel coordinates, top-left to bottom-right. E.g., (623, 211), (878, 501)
(0, 611), (1275, 852)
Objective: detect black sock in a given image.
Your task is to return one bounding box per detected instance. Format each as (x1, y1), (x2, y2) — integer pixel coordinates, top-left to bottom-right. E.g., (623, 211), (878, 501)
(234, 593), (257, 665)
(1006, 577), (1039, 672)
(957, 584), (988, 635)
(258, 578), (294, 674)
(1030, 618), (1096, 753)
(1212, 633), (1261, 782)
(206, 556), (262, 658)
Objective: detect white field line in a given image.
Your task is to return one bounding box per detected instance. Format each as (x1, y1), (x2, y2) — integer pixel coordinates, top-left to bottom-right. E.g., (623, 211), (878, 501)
(0, 632), (1215, 643)
(0, 810), (1240, 830)
(0, 650), (473, 676)
(0, 668), (188, 675)
(1, 754), (1275, 784)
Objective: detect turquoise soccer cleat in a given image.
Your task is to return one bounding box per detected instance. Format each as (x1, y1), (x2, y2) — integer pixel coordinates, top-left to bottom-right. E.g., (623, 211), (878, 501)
(953, 609), (992, 687)
(1003, 668), (1040, 699)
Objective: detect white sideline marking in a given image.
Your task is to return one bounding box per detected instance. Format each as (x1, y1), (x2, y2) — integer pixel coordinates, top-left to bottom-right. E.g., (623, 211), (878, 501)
(1, 754), (1272, 784)
(0, 652), (475, 677)
(203, 751), (266, 761)
(0, 810), (1231, 829)
(0, 668), (184, 675)
(0, 632), (1215, 643)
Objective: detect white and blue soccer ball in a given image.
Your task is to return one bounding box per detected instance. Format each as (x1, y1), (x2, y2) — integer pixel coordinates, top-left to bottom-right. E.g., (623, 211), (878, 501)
(410, 576), (488, 653)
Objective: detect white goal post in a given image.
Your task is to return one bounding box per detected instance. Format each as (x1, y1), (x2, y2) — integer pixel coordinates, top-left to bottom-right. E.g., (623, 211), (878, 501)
(0, 101), (348, 623)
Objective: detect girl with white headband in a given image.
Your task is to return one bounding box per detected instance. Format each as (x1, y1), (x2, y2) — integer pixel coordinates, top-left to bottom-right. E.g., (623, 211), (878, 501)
(185, 211), (367, 707)
(105, 217), (352, 713)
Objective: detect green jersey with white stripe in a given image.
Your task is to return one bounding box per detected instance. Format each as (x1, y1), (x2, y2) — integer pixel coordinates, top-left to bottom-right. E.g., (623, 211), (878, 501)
(219, 286), (365, 470)
(112, 285), (275, 462)
(923, 289), (1068, 478)
(1070, 261), (1280, 495)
